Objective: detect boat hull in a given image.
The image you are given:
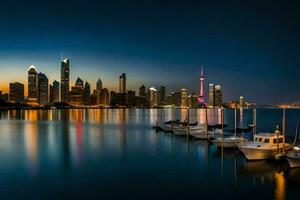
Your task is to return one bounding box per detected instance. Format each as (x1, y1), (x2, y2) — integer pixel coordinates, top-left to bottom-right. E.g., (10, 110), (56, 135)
(238, 145), (293, 160)
(286, 157), (300, 168)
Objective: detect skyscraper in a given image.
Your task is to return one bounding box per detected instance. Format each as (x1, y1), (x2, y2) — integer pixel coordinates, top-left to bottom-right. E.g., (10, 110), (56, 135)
(100, 88), (109, 105)
(198, 67), (206, 107)
(96, 78), (102, 92)
(139, 85), (146, 97)
(61, 58), (70, 103)
(38, 72), (49, 105)
(28, 65), (38, 103)
(180, 88), (188, 107)
(69, 77), (84, 105)
(50, 80), (59, 103)
(214, 85), (222, 108)
(9, 82), (24, 103)
(240, 96), (245, 108)
(208, 83), (222, 108)
(148, 87), (158, 107)
(159, 86), (166, 105)
(83, 82), (91, 105)
(119, 73), (126, 93)
(208, 83), (215, 108)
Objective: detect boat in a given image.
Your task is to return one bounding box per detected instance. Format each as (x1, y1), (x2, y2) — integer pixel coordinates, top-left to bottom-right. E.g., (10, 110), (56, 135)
(286, 147), (300, 168)
(173, 123), (205, 136)
(238, 131), (293, 160)
(211, 136), (247, 148)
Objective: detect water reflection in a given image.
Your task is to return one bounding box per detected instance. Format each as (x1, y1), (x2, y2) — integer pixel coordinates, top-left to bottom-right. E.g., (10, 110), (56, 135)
(0, 109), (298, 199)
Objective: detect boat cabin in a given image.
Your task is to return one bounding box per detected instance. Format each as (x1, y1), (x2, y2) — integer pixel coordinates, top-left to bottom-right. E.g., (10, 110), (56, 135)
(254, 132), (285, 145)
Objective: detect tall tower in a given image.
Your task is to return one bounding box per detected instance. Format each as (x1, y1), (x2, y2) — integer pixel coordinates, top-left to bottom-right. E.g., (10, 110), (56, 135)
(119, 73), (126, 93)
(28, 65), (38, 103)
(61, 58), (70, 102)
(198, 66), (206, 107)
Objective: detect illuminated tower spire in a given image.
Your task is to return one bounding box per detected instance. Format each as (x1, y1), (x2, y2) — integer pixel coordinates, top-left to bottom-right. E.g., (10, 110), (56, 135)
(198, 66), (206, 107)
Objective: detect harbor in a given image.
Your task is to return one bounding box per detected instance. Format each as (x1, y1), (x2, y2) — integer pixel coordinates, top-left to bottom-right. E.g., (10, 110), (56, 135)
(154, 108), (300, 167)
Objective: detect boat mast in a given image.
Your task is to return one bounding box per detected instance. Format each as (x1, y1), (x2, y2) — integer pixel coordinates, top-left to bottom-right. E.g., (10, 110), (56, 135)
(253, 108), (257, 135)
(234, 109), (237, 138)
(282, 108), (286, 153)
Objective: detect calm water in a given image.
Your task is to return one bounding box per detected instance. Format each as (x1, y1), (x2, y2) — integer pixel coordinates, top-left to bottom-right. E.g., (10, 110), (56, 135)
(0, 109), (299, 199)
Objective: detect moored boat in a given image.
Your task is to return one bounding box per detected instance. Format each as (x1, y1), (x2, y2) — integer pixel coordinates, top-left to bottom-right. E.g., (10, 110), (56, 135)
(238, 131), (293, 160)
(286, 147), (300, 168)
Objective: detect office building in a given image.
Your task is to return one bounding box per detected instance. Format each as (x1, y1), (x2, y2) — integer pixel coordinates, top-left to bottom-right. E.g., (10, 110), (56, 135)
(9, 82), (24, 103)
(61, 58), (70, 102)
(214, 85), (222, 107)
(96, 78), (102, 92)
(69, 77), (84, 105)
(38, 72), (49, 105)
(50, 80), (59, 103)
(139, 85), (146, 97)
(100, 88), (109, 105)
(28, 65), (39, 103)
(240, 96), (245, 108)
(159, 86), (166, 105)
(83, 82), (91, 105)
(180, 88), (188, 107)
(119, 73), (126, 93)
(148, 87), (158, 107)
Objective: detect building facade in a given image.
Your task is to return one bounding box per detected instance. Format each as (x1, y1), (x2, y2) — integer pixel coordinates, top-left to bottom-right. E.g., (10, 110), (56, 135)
(180, 88), (188, 107)
(148, 87), (158, 107)
(38, 72), (49, 105)
(119, 73), (126, 93)
(28, 65), (39, 103)
(50, 80), (59, 103)
(61, 59), (70, 103)
(9, 82), (24, 103)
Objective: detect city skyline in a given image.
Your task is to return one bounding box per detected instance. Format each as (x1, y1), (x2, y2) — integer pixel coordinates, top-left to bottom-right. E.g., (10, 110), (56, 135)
(0, 0), (299, 104)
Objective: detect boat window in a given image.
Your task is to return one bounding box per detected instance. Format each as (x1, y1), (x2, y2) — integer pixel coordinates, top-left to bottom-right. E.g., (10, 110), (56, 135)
(264, 139), (270, 143)
(258, 138), (263, 142)
(273, 138), (284, 144)
(255, 138), (258, 141)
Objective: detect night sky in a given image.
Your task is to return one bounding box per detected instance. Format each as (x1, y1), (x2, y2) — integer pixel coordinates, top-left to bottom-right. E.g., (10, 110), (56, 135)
(0, 0), (299, 104)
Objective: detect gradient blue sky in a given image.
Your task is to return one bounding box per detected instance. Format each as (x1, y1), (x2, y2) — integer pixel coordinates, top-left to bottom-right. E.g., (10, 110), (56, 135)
(0, 0), (299, 104)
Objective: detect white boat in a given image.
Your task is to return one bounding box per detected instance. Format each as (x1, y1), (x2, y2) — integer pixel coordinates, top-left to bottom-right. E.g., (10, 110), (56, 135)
(238, 132), (293, 160)
(211, 136), (247, 148)
(286, 147), (300, 168)
(173, 124), (205, 136)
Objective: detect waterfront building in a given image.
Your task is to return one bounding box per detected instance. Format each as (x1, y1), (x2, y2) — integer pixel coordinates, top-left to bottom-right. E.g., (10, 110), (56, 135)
(100, 88), (109, 105)
(61, 58), (70, 103)
(69, 77), (84, 105)
(9, 82), (24, 103)
(159, 86), (166, 105)
(214, 85), (222, 107)
(208, 83), (222, 108)
(38, 73), (49, 105)
(83, 82), (91, 105)
(198, 67), (206, 107)
(188, 92), (199, 108)
(148, 87), (158, 107)
(208, 83), (215, 108)
(96, 78), (102, 92)
(240, 96), (245, 108)
(180, 88), (188, 107)
(50, 80), (59, 103)
(139, 85), (146, 97)
(166, 91), (181, 106)
(110, 91), (117, 106)
(119, 73), (126, 93)
(28, 65), (39, 103)
(127, 90), (136, 107)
